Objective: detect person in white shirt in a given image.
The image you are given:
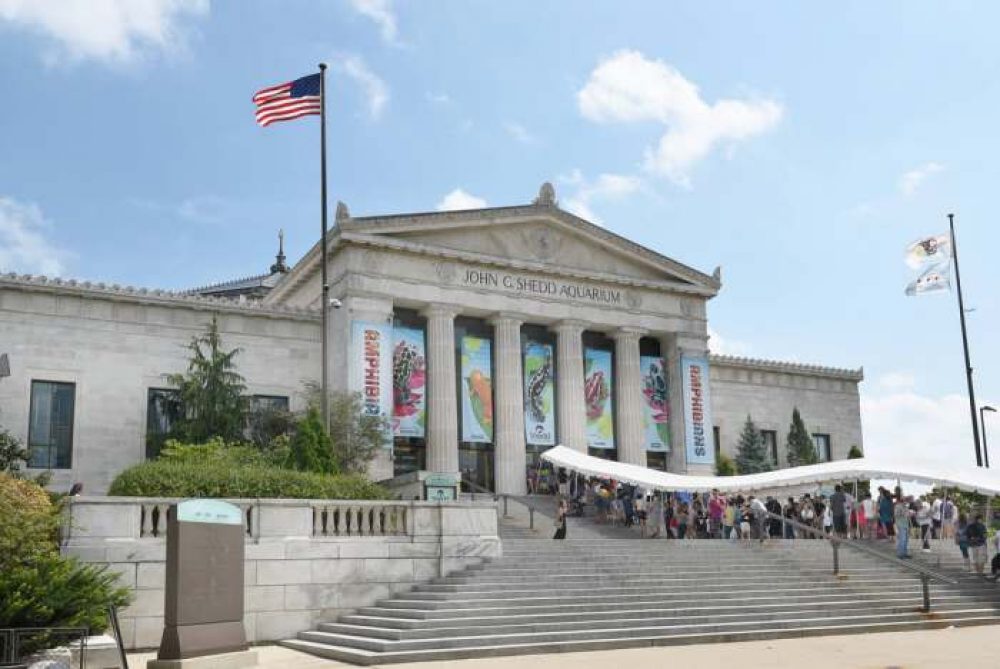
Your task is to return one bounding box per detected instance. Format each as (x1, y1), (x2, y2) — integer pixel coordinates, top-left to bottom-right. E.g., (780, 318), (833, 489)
(915, 498), (933, 552)
(860, 492), (876, 540)
(931, 496), (943, 539)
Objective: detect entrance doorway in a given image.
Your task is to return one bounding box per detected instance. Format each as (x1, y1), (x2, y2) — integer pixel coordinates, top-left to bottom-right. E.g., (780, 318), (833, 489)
(459, 444), (495, 492)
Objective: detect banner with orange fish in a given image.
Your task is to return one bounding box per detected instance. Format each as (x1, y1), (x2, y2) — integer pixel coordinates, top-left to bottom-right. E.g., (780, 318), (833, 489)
(584, 348), (615, 450)
(461, 335), (494, 443)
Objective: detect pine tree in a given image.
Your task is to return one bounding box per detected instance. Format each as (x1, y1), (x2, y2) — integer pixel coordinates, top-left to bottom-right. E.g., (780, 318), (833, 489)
(166, 315), (247, 443)
(289, 406), (338, 474)
(786, 407), (818, 467)
(735, 414), (772, 474)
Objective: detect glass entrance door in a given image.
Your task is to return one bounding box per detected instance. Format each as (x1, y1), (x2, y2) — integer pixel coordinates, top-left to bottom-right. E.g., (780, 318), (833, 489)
(459, 444), (495, 492)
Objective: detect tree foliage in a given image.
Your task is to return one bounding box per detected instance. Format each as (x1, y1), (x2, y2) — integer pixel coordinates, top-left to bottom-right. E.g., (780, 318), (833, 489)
(847, 444), (863, 459)
(715, 453), (737, 476)
(301, 383), (389, 475)
(735, 415), (773, 474)
(0, 427), (51, 486)
(786, 407), (818, 467)
(166, 316), (247, 443)
(289, 407), (338, 475)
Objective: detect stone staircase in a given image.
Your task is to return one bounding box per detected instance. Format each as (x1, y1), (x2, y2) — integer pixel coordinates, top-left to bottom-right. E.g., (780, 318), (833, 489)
(282, 508), (1000, 665)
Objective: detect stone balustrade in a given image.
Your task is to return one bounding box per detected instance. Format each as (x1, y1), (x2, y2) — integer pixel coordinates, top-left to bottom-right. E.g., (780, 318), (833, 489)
(62, 497), (500, 650)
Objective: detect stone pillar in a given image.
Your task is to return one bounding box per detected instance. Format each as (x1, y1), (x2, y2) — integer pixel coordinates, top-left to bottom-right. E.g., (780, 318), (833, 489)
(491, 313), (526, 496)
(422, 304), (460, 474)
(554, 320), (587, 453)
(614, 327), (646, 466)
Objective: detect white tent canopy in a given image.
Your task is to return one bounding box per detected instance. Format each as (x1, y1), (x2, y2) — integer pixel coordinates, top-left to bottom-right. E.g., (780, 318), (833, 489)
(540, 445), (1000, 496)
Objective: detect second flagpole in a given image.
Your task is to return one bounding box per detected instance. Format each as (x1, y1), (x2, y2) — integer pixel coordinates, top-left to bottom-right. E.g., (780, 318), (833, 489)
(949, 213), (983, 466)
(319, 62), (330, 432)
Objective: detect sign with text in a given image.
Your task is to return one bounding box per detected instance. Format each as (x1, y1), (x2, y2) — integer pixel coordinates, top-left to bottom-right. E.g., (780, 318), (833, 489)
(640, 356), (669, 452)
(460, 267), (624, 306)
(391, 326), (426, 438)
(523, 340), (555, 446)
(681, 354), (714, 465)
(460, 336), (494, 443)
(584, 348), (615, 450)
(351, 320), (393, 449)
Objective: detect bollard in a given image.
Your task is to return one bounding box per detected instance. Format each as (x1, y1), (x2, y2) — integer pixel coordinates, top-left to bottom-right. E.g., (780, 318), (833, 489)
(503, 495), (509, 518)
(921, 574), (931, 612)
(832, 538), (840, 575)
(529, 507), (535, 530)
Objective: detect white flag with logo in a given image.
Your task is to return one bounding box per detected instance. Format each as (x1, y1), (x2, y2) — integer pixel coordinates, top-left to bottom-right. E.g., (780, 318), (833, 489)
(904, 233), (952, 296)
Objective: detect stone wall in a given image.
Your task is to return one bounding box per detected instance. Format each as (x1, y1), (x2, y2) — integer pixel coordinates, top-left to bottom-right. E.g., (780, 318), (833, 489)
(0, 276), (320, 494)
(710, 356), (864, 467)
(62, 497), (501, 650)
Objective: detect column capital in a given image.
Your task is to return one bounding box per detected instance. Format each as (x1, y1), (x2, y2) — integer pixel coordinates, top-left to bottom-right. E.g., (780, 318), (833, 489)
(488, 311), (528, 327)
(420, 303), (461, 320)
(613, 326), (648, 341)
(552, 319), (588, 335)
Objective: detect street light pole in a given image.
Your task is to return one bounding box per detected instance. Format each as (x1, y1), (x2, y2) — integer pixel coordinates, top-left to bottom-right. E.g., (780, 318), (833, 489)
(982, 406), (997, 469)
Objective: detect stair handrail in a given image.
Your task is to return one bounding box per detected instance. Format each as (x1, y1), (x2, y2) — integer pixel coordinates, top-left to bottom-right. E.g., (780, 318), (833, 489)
(763, 510), (955, 611)
(460, 475), (542, 530)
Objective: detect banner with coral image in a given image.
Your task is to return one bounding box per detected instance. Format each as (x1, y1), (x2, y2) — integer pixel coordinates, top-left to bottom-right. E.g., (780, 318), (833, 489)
(523, 340), (555, 446)
(640, 356), (669, 451)
(584, 348), (615, 450)
(392, 326), (426, 438)
(461, 336), (494, 443)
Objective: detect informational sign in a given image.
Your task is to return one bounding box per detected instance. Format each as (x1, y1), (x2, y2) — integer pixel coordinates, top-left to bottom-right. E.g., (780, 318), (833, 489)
(640, 356), (670, 451)
(391, 326), (426, 438)
(523, 340), (555, 446)
(460, 336), (494, 443)
(681, 354), (714, 465)
(584, 348), (615, 450)
(351, 320), (393, 449)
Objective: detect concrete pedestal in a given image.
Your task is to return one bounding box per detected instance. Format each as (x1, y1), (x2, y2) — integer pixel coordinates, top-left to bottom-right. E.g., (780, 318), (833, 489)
(147, 649), (258, 669)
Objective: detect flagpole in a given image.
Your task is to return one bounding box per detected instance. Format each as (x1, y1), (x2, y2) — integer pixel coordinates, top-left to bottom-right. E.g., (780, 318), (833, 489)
(949, 213), (983, 466)
(319, 62), (330, 432)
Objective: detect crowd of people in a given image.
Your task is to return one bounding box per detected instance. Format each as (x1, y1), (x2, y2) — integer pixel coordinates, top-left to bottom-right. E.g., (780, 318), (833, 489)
(547, 471), (1000, 579)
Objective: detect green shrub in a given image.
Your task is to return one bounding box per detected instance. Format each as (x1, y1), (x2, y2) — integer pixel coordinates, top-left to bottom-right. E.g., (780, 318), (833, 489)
(159, 437), (288, 469)
(289, 407), (338, 475)
(108, 460), (388, 500)
(0, 473), (59, 571)
(715, 454), (737, 477)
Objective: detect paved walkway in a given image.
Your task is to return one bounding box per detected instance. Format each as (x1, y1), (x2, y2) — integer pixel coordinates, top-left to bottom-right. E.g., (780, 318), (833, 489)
(128, 625), (1000, 668)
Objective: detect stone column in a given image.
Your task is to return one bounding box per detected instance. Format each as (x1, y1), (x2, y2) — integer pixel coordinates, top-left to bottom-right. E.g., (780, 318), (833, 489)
(491, 313), (526, 496)
(422, 304), (460, 474)
(614, 327), (646, 466)
(554, 320), (587, 453)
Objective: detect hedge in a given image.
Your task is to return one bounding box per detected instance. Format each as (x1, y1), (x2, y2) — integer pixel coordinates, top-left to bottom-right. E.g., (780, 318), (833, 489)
(107, 460), (389, 500)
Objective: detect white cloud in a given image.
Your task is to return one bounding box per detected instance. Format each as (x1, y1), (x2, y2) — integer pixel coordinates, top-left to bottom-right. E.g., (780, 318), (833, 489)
(0, 0), (208, 65)
(436, 188), (487, 211)
(0, 197), (70, 276)
(559, 169), (641, 226)
(347, 0), (398, 45)
(899, 162), (944, 197)
(577, 50), (783, 186)
(426, 92), (450, 104)
(503, 121), (535, 145)
(177, 195), (229, 224)
(876, 372), (917, 393)
(707, 327), (752, 357)
(331, 54), (389, 120)
(861, 385), (987, 468)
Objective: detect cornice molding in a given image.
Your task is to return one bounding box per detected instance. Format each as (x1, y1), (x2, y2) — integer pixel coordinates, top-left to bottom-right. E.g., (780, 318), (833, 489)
(710, 354), (863, 381)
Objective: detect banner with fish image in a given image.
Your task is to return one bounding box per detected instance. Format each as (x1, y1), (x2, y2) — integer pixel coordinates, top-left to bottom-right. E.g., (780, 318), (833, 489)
(522, 340), (555, 446)
(461, 335), (494, 443)
(350, 320), (393, 449)
(584, 348), (615, 450)
(640, 356), (669, 451)
(392, 326), (426, 438)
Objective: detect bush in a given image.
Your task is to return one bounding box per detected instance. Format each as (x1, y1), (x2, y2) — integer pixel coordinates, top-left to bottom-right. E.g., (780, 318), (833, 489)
(0, 474), (58, 571)
(107, 460), (388, 500)
(289, 407), (338, 475)
(158, 437), (288, 469)
(715, 454), (737, 476)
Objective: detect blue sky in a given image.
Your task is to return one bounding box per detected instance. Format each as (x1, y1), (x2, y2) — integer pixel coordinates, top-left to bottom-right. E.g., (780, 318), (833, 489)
(1, 1), (997, 466)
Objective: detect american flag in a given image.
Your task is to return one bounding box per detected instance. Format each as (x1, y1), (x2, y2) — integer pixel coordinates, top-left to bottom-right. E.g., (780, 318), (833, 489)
(253, 73), (322, 127)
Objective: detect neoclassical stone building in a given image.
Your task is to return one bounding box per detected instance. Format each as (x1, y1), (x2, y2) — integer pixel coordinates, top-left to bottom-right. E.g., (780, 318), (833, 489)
(0, 184), (863, 495)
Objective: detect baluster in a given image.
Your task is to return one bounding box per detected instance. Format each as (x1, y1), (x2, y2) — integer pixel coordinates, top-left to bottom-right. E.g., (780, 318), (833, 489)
(346, 506), (355, 535)
(140, 504), (150, 538)
(312, 505), (322, 537)
(376, 508), (385, 536)
(159, 503), (171, 537)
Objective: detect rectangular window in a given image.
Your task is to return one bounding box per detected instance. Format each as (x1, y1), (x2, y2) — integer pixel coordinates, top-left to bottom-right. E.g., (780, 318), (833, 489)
(146, 388), (181, 459)
(713, 426), (721, 458)
(813, 433), (832, 462)
(247, 394), (291, 446)
(761, 430), (778, 466)
(28, 381), (75, 469)
(250, 394), (290, 414)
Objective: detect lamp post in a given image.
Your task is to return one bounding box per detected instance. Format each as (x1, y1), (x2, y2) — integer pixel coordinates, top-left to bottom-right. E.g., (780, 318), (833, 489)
(982, 406), (997, 469)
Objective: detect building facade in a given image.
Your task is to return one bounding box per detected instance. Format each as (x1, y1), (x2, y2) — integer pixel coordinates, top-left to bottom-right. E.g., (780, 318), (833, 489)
(0, 184), (863, 495)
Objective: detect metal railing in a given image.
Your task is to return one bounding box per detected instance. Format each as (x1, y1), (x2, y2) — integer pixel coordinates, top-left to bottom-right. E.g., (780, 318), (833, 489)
(764, 511), (956, 612)
(461, 477), (540, 530)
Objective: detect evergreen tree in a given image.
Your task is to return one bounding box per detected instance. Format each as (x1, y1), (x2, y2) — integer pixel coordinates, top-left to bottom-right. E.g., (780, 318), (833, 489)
(289, 406), (338, 474)
(847, 444), (863, 459)
(166, 316), (247, 443)
(715, 453), (737, 476)
(786, 407), (818, 467)
(735, 414), (772, 474)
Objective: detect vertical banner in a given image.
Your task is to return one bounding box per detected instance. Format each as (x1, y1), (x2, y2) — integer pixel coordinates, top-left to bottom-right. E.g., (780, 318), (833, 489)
(523, 340), (555, 446)
(584, 348), (615, 450)
(351, 321), (393, 448)
(640, 356), (669, 451)
(680, 354), (714, 465)
(392, 326), (426, 438)
(461, 336), (494, 443)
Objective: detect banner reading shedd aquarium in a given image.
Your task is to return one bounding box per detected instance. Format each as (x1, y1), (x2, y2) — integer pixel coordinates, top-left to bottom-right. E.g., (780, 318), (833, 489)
(680, 354), (714, 465)
(523, 340), (555, 446)
(351, 321), (393, 448)
(391, 326), (426, 438)
(460, 336), (494, 443)
(584, 348), (614, 450)
(640, 356), (669, 451)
